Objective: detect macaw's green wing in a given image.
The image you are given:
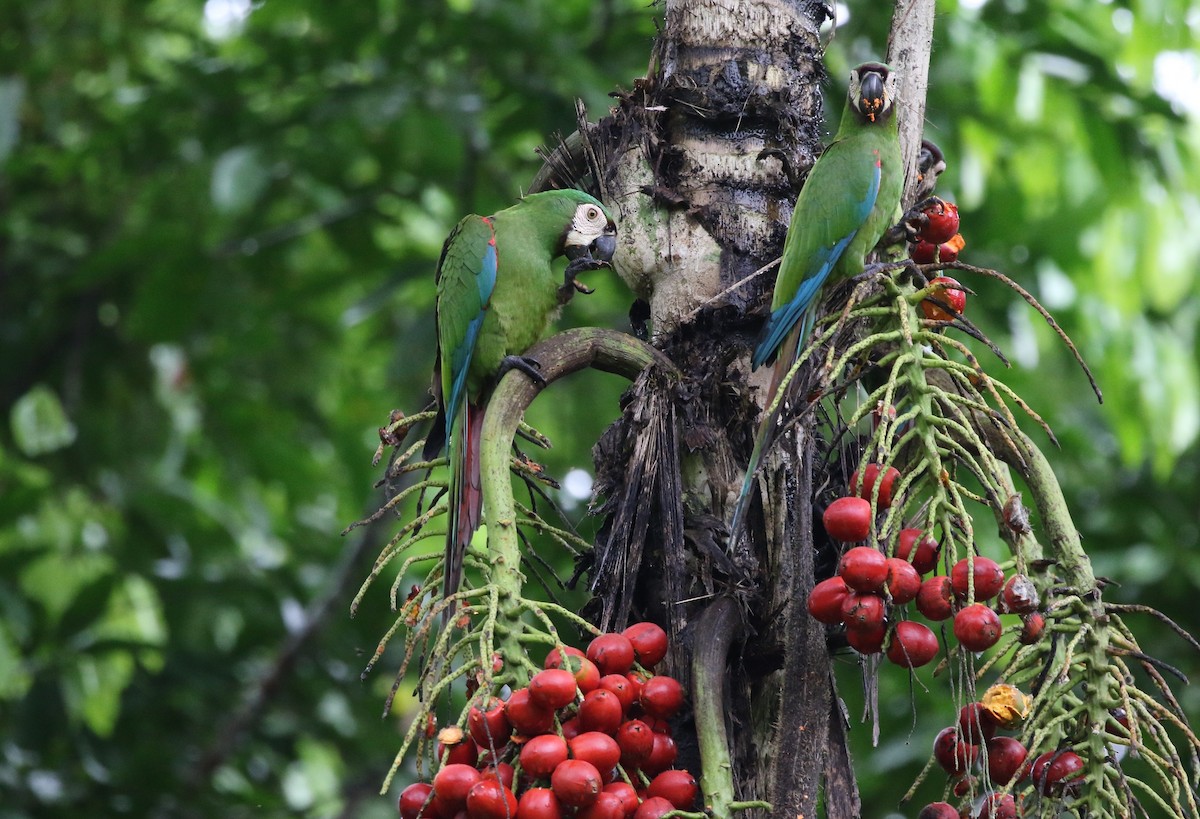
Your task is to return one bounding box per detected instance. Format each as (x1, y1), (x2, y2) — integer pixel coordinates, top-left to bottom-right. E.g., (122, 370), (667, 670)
(752, 138), (883, 368)
(435, 214), (498, 447)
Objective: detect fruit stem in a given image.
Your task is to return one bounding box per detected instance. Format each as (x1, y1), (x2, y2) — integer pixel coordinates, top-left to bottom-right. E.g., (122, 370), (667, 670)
(690, 597), (743, 818)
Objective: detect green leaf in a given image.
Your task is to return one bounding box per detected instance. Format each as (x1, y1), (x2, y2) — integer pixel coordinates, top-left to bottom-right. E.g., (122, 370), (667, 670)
(0, 622), (32, 701)
(61, 651), (135, 737)
(20, 552), (113, 626)
(10, 385), (77, 457)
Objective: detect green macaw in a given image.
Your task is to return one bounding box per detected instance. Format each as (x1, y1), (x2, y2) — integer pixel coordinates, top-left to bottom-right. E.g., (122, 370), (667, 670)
(423, 189), (618, 604)
(729, 61), (903, 542)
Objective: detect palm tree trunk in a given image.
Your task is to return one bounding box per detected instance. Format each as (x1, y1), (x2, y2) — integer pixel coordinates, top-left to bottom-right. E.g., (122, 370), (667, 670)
(580, 0), (934, 814)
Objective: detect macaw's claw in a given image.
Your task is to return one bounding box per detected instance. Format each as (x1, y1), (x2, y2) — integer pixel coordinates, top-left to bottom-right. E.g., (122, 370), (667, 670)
(498, 354), (547, 386)
(565, 255), (610, 278)
(559, 256), (606, 303)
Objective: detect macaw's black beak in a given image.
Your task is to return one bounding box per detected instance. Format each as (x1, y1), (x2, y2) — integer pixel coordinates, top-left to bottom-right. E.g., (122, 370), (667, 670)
(592, 230), (617, 264)
(859, 71), (886, 121)
(564, 228), (618, 265)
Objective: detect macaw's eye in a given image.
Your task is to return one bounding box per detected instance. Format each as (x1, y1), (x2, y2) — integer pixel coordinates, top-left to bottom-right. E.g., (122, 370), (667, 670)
(586, 206), (600, 221)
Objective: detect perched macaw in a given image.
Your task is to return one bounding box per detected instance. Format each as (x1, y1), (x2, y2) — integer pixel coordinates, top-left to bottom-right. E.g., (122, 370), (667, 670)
(729, 61), (902, 542)
(423, 189), (618, 604)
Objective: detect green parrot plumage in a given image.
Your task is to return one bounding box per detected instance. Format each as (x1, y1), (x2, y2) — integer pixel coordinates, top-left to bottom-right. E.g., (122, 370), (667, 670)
(423, 189), (618, 604)
(729, 61), (903, 543)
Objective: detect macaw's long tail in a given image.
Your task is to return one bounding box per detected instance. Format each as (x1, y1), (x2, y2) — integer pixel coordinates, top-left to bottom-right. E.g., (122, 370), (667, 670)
(727, 323), (805, 547)
(444, 402), (485, 612)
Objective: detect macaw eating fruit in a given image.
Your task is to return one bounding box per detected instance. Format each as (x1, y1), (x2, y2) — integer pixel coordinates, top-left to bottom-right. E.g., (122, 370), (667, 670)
(729, 61), (903, 544)
(423, 189), (618, 605)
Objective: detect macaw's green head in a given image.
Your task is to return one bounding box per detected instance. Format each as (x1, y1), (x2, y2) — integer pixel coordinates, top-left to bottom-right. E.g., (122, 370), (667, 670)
(848, 61), (898, 124)
(561, 196), (618, 266)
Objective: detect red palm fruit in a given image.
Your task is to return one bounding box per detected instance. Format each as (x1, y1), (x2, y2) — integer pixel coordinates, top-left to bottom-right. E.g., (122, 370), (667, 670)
(933, 726), (978, 776)
(639, 676), (684, 720)
(840, 592), (885, 631)
(958, 702), (997, 744)
(838, 546), (889, 592)
(579, 689), (624, 734)
(641, 715), (671, 734)
(885, 621), (939, 668)
(921, 276), (966, 319)
(550, 759), (603, 808)
(520, 734), (569, 778)
(1031, 750), (1084, 795)
(986, 736), (1029, 785)
(938, 235), (966, 263)
(545, 654), (600, 694)
(587, 633), (636, 675)
(896, 529), (941, 575)
(569, 732), (622, 775)
(432, 763), (482, 812)
(954, 604), (1002, 651)
(633, 796), (676, 819)
(848, 463), (901, 508)
(468, 697), (513, 750)
(598, 674), (637, 713)
(916, 576), (954, 621)
(517, 788), (563, 819)
(917, 803), (959, 819)
(437, 728), (479, 767)
(980, 793), (1017, 819)
(1048, 749), (1085, 786)
(884, 558), (921, 604)
(505, 688), (555, 737)
(561, 717), (582, 741)
(1019, 612), (1046, 644)
(808, 576), (851, 624)
(950, 556), (1004, 601)
(545, 651), (601, 694)
(647, 770), (698, 809)
(465, 778), (518, 819)
(529, 668), (579, 710)
(642, 733), (677, 775)
(398, 782), (435, 819)
(544, 645), (586, 670)
(479, 762), (514, 790)
(576, 791), (627, 819)
(846, 620), (887, 654)
(823, 497), (873, 542)
(621, 622), (669, 667)
(918, 198), (960, 244)
(603, 781), (639, 816)
(623, 670), (647, 704)
(910, 240), (937, 264)
(615, 719), (654, 768)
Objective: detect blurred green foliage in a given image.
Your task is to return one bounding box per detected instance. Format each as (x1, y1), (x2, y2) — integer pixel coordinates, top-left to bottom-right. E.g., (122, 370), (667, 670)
(0, 0), (1196, 816)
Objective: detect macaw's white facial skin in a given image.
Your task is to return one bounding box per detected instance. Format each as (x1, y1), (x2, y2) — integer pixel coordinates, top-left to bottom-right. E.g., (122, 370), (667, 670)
(848, 63), (898, 123)
(564, 203), (618, 263)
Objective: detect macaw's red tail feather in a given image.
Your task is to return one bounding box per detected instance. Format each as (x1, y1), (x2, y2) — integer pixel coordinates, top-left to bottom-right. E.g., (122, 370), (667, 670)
(444, 403), (485, 613)
(461, 404), (484, 542)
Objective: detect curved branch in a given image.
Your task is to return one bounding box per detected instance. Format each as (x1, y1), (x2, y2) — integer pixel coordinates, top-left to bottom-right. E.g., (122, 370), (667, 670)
(479, 329), (676, 614)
